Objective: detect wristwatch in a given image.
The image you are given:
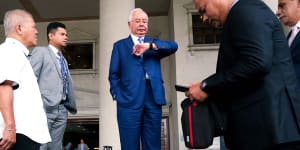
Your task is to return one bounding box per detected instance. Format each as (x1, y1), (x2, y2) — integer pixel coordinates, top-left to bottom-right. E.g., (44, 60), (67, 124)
(149, 42), (153, 50)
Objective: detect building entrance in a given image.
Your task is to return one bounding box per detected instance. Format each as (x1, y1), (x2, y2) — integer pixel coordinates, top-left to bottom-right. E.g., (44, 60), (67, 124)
(63, 118), (99, 150)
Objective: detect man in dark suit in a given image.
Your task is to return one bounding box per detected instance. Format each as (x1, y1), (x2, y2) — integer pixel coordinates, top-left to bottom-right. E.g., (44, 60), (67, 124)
(277, 0), (300, 89)
(188, 0), (300, 149)
(108, 8), (178, 150)
(30, 22), (77, 150)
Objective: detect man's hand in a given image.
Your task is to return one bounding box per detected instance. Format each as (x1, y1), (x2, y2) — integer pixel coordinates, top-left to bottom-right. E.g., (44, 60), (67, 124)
(186, 82), (208, 102)
(0, 81), (16, 150)
(132, 43), (150, 56)
(0, 128), (16, 150)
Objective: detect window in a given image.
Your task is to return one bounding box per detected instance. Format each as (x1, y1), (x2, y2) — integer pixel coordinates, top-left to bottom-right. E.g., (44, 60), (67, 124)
(62, 41), (95, 71)
(192, 14), (222, 44)
(184, 2), (223, 52)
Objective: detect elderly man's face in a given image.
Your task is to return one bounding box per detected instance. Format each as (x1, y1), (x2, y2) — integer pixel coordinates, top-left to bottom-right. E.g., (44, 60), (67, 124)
(128, 10), (148, 37)
(21, 17), (38, 48)
(194, 0), (228, 28)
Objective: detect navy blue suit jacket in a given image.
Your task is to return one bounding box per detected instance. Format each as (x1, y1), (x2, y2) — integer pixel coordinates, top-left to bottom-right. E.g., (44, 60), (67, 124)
(201, 0), (300, 149)
(289, 31), (300, 88)
(109, 36), (177, 108)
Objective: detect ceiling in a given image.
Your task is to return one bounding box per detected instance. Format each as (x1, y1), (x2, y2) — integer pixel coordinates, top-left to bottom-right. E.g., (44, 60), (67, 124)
(0, 0), (170, 24)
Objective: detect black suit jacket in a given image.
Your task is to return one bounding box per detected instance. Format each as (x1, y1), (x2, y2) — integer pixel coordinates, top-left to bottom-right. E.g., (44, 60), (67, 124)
(289, 30), (300, 89)
(201, 0), (300, 149)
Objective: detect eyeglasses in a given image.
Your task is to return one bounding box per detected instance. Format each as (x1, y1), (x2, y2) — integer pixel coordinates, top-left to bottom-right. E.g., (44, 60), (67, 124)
(132, 19), (148, 24)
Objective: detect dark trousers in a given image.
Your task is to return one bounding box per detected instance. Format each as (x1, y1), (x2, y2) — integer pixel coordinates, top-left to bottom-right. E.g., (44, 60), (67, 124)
(11, 133), (40, 150)
(271, 141), (300, 150)
(117, 80), (162, 150)
(227, 141), (300, 150)
(220, 136), (229, 150)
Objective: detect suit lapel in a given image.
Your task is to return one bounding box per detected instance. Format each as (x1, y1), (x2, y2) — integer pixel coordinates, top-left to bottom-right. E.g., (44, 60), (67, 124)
(290, 32), (300, 51)
(126, 35), (134, 52)
(47, 47), (63, 78)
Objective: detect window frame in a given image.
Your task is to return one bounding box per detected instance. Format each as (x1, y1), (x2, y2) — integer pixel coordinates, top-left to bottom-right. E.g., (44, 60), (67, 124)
(64, 40), (96, 74)
(185, 7), (220, 52)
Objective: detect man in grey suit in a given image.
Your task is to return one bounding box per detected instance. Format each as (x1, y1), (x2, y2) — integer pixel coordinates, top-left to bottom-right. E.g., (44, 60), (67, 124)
(30, 22), (77, 150)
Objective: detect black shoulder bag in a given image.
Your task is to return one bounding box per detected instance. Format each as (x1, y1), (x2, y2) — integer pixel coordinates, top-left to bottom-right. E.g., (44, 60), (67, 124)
(181, 98), (227, 149)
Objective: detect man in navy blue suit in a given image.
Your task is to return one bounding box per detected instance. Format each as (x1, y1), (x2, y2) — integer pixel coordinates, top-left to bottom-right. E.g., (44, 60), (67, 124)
(188, 0), (300, 149)
(277, 0), (300, 89)
(108, 8), (178, 150)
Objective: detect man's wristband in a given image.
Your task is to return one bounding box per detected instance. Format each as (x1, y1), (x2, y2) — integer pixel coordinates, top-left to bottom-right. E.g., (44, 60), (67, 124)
(6, 128), (16, 131)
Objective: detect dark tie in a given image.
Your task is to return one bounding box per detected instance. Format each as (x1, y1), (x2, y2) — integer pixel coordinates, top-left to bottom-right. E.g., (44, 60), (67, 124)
(138, 37), (144, 60)
(57, 51), (68, 99)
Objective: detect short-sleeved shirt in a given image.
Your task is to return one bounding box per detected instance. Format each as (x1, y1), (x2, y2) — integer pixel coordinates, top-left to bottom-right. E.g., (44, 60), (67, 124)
(0, 38), (51, 144)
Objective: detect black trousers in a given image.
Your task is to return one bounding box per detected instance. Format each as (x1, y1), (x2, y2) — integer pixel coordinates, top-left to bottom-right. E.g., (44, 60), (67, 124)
(271, 141), (300, 150)
(10, 133), (40, 150)
(227, 141), (300, 150)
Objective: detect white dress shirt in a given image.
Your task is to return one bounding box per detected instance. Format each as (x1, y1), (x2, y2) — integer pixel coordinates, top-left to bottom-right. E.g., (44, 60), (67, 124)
(288, 21), (300, 47)
(0, 38), (51, 143)
(131, 34), (144, 44)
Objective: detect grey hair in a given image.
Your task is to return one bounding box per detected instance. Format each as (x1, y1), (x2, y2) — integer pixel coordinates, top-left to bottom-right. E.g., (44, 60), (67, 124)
(3, 9), (32, 36)
(128, 8), (148, 22)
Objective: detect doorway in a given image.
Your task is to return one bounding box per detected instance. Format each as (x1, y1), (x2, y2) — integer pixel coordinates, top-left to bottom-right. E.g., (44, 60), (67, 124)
(63, 118), (99, 150)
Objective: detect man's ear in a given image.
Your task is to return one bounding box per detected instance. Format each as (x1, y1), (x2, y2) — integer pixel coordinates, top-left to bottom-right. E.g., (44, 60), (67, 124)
(48, 33), (53, 40)
(128, 21), (131, 28)
(15, 24), (22, 35)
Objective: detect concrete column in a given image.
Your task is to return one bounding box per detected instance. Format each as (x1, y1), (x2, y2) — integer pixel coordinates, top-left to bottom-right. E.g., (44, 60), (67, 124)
(263, 0), (277, 12)
(99, 0), (134, 149)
